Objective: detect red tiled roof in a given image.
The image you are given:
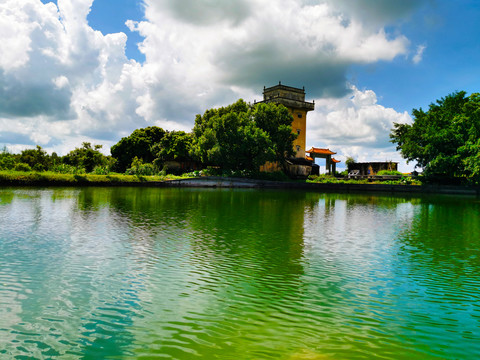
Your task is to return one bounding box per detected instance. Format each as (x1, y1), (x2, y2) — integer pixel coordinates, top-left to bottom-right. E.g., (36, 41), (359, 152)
(306, 147), (336, 155)
(332, 158), (341, 163)
(306, 156), (314, 161)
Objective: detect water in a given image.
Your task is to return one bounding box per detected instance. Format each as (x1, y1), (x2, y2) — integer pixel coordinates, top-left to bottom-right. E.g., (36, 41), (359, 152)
(0, 187), (479, 359)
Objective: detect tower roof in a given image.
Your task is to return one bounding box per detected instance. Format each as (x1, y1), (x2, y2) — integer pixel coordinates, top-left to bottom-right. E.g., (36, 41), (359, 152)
(263, 83), (305, 95)
(259, 82), (314, 111)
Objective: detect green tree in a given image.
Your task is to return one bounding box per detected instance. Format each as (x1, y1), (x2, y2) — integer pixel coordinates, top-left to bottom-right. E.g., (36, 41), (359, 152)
(111, 126), (166, 172)
(153, 131), (193, 163)
(63, 142), (111, 173)
(0, 147), (17, 170)
(190, 100), (296, 172)
(19, 145), (50, 171)
(251, 102), (297, 166)
(191, 100), (280, 171)
(126, 156), (158, 176)
(390, 91), (480, 184)
(345, 156), (356, 171)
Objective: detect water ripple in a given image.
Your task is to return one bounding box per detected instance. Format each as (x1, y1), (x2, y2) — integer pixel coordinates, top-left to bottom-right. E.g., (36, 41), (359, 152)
(1, 189), (480, 359)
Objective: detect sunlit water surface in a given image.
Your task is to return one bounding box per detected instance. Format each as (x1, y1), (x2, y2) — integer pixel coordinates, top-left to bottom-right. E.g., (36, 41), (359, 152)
(1, 187), (479, 359)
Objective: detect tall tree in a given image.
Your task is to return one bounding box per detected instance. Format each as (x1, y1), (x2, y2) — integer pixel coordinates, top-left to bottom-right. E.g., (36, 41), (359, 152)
(111, 126), (166, 172)
(390, 91), (480, 183)
(252, 102), (297, 166)
(63, 142), (110, 173)
(153, 131), (193, 163)
(19, 145), (50, 171)
(190, 100), (295, 172)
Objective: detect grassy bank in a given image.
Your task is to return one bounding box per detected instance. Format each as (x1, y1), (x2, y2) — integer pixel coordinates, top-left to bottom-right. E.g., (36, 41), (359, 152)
(0, 170), (421, 186)
(306, 174), (422, 186)
(0, 171), (184, 186)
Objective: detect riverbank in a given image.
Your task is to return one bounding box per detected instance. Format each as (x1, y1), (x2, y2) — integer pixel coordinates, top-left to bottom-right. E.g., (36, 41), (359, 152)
(161, 176), (480, 196)
(0, 171), (174, 186)
(2, 171), (479, 196)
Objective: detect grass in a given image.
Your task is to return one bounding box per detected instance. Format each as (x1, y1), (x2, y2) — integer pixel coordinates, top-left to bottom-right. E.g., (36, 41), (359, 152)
(0, 170), (423, 187)
(0, 171), (186, 185)
(306, 174), (422, 185)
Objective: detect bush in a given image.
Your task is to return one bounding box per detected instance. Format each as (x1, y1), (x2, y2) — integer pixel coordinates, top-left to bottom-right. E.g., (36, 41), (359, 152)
(14, 163), (32, 172)
(183, 170), (202, 178)
(50, 163), (82, 174)
(33, 163), (45, 172)
(92, 166), (110, 175)
(307, 174), (338, 183)
(377, 170), (403, 176)
(0, 156), (16, 170)
(200, 167), (221, 177)
(126, 157), (158, 176)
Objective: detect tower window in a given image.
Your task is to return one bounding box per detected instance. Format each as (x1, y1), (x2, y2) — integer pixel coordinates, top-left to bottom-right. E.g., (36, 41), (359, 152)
(297, 113), (302, 118)
(296, 145), (301, 152)
(296, 129), (301, 135)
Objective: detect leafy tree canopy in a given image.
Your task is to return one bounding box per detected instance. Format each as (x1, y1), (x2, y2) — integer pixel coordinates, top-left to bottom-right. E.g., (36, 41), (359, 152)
(345, 156), (356, 171)
(19, 145), (51, 171)
(64, 142), (111, 173)
(0, 147), (17, 170)
(390, 91), (480, 184)
(111, 126), (166, 172)
(153, 131), (193, 164)
(190, 100), (296, 171)
(252, 102), (297, 163)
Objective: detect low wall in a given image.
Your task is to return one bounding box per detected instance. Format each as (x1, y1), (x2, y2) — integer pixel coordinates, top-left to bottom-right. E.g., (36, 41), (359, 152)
(2, 175), (479, 196)
(160, 177), (480, 196)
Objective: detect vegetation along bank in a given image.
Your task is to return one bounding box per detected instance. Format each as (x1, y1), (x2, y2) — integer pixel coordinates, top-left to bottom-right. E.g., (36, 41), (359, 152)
(1, 91), (480, 189)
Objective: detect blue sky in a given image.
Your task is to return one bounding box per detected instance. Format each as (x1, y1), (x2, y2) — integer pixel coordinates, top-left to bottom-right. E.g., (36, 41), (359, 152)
(349, 0), (480, 113)
(87, 0), (145, 61)
(3, 0), (480, 171)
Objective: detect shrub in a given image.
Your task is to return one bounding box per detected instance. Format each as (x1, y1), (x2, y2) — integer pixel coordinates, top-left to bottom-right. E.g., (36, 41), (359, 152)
(14, 163), (32, 172)
(182, 170), (202, 178)
(200, 167), (221, 177)
(92, 166), (110, 175)
(126, 157), (158, 176)
(0, 156), (16, 170)
(33, 163), (45, 172)
(50, 163), (82, 174)
(377, 170), (403, 176)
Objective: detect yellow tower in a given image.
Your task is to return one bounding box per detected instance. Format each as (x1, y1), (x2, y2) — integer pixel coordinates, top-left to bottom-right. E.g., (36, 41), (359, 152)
(261, 82), (315, 158)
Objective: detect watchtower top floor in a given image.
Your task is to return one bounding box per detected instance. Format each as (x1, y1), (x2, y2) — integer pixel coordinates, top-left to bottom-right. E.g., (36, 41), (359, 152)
(262, 83), (314, 111)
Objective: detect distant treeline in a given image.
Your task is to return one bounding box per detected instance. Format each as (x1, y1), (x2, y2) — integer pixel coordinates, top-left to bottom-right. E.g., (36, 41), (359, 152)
(4, 91), (479, 185)
(1, 100), (297, 177)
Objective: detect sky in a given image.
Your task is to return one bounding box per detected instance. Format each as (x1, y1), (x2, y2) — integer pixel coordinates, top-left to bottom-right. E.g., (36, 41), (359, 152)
(1, 0), (480, 172)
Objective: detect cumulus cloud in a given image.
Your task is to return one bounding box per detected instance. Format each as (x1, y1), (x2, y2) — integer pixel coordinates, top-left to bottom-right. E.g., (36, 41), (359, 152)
(138, 0), (409, 98)
(0, 0), (147, 150)
(0, 0), (420, 160)
(306, 86), (412, 170)
(323, 0), (429, 25)
(152, 0), (252, 26)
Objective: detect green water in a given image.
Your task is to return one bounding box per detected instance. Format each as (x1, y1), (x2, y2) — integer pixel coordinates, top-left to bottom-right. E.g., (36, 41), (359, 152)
(0, 187), (479, 359)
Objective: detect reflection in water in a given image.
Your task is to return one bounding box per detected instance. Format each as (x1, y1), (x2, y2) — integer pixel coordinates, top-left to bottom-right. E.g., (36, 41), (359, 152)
(0, 188), (479, 359)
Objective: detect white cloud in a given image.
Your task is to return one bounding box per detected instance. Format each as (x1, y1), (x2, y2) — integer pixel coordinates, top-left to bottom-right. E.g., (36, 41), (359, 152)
(0, 0), (419, 161)
(0, 0), (146, 150)
(306, 86), (412, 171)
(53, 76), (70, 89)
(413, 44), (426, 64)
